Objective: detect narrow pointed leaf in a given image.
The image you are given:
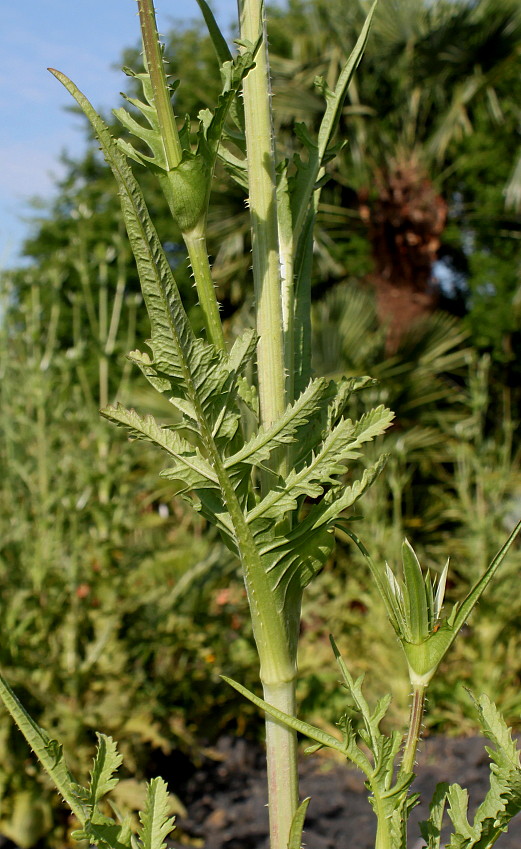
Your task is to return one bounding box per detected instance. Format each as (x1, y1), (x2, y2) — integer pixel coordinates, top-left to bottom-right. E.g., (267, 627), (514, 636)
(316, 1), (378, 161)
(291, 0), (377, 243)
(288, 797), (311, 849)
(195, 0), (233, 65)
(221, 676), (347, 754)
(330, 636), (379, 752)
(194, 0), (247, 136)
(48, 69), (198, 390)
(402, 539), (429, 643)
(384, 562), (410, 638)
(451, 517), (521, 635)
(247, 410), (392, 522)
(434, 559), (449, 620)
(317, 454), (389, 525)
(343, 526), (407, 637)
(327, 376), (378, 430)
(226, 328), (257, 376)
(0, 671), (88, 824)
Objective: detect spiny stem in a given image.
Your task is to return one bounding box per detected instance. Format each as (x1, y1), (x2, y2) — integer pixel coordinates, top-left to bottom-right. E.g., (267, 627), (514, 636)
(400, 683), (427, 776)
(138, 0), (225, 351)
(184, 225), (226, 351)
(137, 0), (183, 169)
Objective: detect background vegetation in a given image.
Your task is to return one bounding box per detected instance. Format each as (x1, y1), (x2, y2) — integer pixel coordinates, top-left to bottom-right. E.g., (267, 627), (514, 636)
(1, 0), (521, 844)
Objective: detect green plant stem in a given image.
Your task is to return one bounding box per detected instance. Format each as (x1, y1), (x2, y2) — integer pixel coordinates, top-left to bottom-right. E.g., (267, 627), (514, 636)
(238, 5), (298, 846)
(239, 0), (286, 441)
(262, 680), (299, 849)
(184, 224), (226, 351)
(194, 345), (300, 849)
(400, 683), (427, 776)
(106, 246), (126, 357)
(99, 252), (109, 409)
(137, 0), (183, 169)
(374, 797), (393, 849)
(137, 0), (226, 352)
(276, 172), (296, 403)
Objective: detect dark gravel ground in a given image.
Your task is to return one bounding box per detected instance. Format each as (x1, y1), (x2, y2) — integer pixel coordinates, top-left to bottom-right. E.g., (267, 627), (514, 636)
(167, 734), (521, 849)
(1, 734), (519, 849)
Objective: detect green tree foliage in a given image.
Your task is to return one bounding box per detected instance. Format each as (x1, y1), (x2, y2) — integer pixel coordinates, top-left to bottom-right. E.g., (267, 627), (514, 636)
(8, 0), (521, 370)
(272, 0), (521, 352)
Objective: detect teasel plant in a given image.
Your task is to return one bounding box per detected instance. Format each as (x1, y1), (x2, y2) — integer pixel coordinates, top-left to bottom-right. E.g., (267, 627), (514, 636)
(1, 0), (520, 848)
(226, 521), (521, 849)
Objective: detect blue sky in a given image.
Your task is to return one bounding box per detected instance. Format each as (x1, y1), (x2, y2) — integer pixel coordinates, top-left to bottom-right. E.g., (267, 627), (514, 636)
(0, 0), (239, 268)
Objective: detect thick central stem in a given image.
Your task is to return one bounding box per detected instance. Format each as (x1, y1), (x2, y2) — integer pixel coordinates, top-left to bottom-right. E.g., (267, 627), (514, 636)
(239, 3), (298, 847)
(262, 680), (299, 849)
(240, 0), (286, 442)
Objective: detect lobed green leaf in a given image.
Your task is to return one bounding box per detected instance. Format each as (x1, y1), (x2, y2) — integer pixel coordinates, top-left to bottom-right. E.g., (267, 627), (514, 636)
(137, 777), (176, 849)
(419, 782), (450, 849)
(101, 404), (219, 489)
(87, 734), (122, 808)
(225, 377), (331, 472)
(48, 69), (203, 399)
(247, 410), (392, 523)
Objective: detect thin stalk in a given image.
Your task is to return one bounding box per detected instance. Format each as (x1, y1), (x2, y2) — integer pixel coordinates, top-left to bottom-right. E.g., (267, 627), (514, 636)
(137, 0), (183, 170)
(138, 0), (225, 351)
(194, 360), (299, 849)
(99, 253), (109, 409)
(291, 210), (314, 398)
(200, 411), (295, 687)
(277, 170), (296, 403)
(75, 238), (99, 341)
(281, 262), (295, 403)
(105, 233), (128, 357)
(400, 683), (427, 776)
(239, 0), (286, 439)
(184, 224), (226, 351)
(106, 268), (126, 356)
(118, 294), (139, 396)
(40, 268), (61, 372)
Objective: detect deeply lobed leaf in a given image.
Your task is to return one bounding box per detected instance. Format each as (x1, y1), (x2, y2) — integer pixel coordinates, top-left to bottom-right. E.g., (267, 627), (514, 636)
(87, 734), (123, 808)
(137, 777), (176, 849)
